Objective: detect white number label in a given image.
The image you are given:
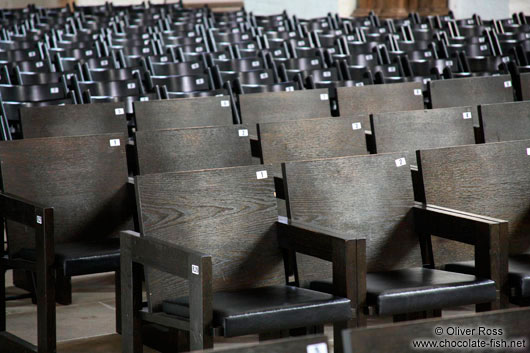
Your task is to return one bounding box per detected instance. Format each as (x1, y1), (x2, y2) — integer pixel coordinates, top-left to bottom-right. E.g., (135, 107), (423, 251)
(109, 139), (121, 147)
(323, 71), (331, 77)
(86, 50), (93, 56)
(191, 265), (199, 275)
(195, 37), (202, 43)
(238, 129), (248, 137)
(127, 83), (136, 89)
(140, 97), (149, 101)
(347, 35), (355, 41)
(115, 108), (125, 115)
(352, 122), (362, 130)
(311, 59), (319, 65)
(502, 57), (510, 63)
(527, 148), (530, 156)
(36, 61), (43, 67)
(366, 54), (373, 60)
(274, 49), (282, 56)
(248, 44), (255, 49)
(191, 63), (200, 70)
(462, 112), (472, 119)
(355, 82), (364, 86)
(278, 215), (288, 224)
(196, 47), (203, 52)
(480, 45), (488, 51)
(28, 51), (36, 57)
(298, 40), (305, 46)
(142, 48), (150, 53)
(286, 86), (294, 91)
(50, 87), (59, 94)
(242, 34), (249, 40)
(395, 157), (407, 167)
(256, 170), (268, 179)
(414, 89), (422, 96)
(219, 54), (226, 59)
(101, 60), (108, 66)
(289, 32), (296, 37)
(424, 51), (432, 57)
(320, 93), (329, 100)
(329, 48), (335, 53)
(221, 100), (230, 107)
(252, 61), (260, 67)
(196, 78), (205, 85)
(160, 56), (168, 62)
(307, 342), (328, 353)
(388, 66), (396, 73)
(479, 37), (485, 43)
(36, 215), (42, 224)
(446, 60), (453, 66)
(504, 81), (512, 88)
(260, 73), (269, 79)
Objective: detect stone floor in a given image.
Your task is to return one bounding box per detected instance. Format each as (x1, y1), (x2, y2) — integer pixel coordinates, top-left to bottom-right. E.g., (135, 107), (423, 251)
(4, 270), (475, 353)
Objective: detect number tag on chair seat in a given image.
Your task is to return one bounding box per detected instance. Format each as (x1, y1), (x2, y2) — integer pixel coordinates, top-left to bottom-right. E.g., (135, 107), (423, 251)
(395, 157), (407, 167)
(238, 129), (248, 137)
(462, 112), (472, 119)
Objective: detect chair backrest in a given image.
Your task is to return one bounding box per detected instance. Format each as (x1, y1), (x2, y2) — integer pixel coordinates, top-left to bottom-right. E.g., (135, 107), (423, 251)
(283, 153), (419, 282)
(418, 140), (530, 259)
(479, 101), (530, 142)
(239, 89), (332, 136)
(336, 82), (424, 116)
(429, 75), (514, 109)
(258, 116), (368, 165)
(371, 106), (476, 165)
(521, 72), (530, 101)
(19, 102), (128, 138)
(343, 307), (530, 353)
(134, 96), (233, 131)
(135, 165), (284, 311)
(135, 125), (253, 174)
(0, 134), (133, 256)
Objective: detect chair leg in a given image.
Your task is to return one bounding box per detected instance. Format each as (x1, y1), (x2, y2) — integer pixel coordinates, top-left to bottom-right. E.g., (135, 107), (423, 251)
(55, 270), (72, 305)
(115, 269), (121, 334)
(36, 262), (56, 353)
(0, 268), (6, 332)
(27, 271), (37, 305)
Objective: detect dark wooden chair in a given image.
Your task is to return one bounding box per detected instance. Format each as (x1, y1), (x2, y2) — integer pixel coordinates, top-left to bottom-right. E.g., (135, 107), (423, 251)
(257, 116), (369, 166)
(417, 139), (530, 306)
(478, 101), (530, 142)
(135, 125), (253, 174)
(0, 134), (134, 307)
(0, 194), (55, 353)
(134, 96), (235, 132)
(122, 165), (363, 352)
(428, 75), (514, 109)
(282, 153), (505, 324)
(521, 72), (530, 101)
(198, 334), (329, 353)
(336, 82), (424, 117)
(19, 102), (128, 138)
(239, 89), (332, 136)
(343, 307), (530, 353)
(371, 106), (476, 165)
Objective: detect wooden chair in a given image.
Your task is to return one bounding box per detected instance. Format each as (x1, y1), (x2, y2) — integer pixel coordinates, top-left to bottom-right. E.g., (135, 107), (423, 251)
(135, 125), (253, 174)
(0, 134), (134, 307)
(257, 116), (369, 166)
(336, 82), (424, 117)
(478, 101), (530, 142)
(19, 102), (128, 138)
(371, 106), (476, 165)
(122, 165), (362, 352)
(198, 335), (329, 353)
(134, 96), (235, 131)
(429, 75), (514, 109)
(239, 89), (332, 136)
(343, 307), (530, 353)
(521, 72), (530, 101)
(282, 153), (505, 324)
(417, 139), (530, 306)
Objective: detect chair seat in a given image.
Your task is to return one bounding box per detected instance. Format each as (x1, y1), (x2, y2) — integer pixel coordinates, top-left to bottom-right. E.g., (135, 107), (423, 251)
(444, 252), (530, 298)
(16, 238), (120, 277)
(310, 268), (496, 316)
(162, 285), (352, 337)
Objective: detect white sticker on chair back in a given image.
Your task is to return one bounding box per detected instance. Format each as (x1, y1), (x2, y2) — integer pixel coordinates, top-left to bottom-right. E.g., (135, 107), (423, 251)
(115, 108), (125, 115)
(109, 139), (121, 147)
(395, 157), (407, 167)
(306, 342), (328, 353)
(238, 129), (248, 137)
(256, 170), (268, 179)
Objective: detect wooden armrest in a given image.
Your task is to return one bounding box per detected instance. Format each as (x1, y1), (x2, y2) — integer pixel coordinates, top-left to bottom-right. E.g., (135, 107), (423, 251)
(0, 192), (51, 228)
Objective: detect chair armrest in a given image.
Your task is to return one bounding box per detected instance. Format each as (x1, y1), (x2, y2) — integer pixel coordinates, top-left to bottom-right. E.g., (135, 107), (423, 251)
(413, 202), (509, 308)
(277, 220), (366, 323)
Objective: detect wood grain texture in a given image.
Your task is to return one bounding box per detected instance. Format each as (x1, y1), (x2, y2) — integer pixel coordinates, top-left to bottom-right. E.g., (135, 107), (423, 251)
(336, 82), (424, 116)
(418, 140), (530, 262)
(283, 153), (419, 283)
(134, 96), (233, 131)
(19, 102), (128, 139)
(0, 134), (133, 256)
(371, 106), (476, 165)
(258, 116), (369, 167)
(198, 334), (328, 353)
(521, 72), (530, 101)
(239, 89), (332, 136)
(135, 125), (253, 174)
(429, 75), (514, 109)
(135, 165), (282, 311)
(479, 101), (530, 142)
(344, 307), (530, 353)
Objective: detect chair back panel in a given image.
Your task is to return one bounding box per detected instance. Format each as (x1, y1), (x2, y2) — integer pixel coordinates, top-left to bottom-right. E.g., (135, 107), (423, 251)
(283, 153), (419, 282)
(479, 101), (530, 143)
(418, 140), (530, 260)
(136, 125), (253, 174)
(135, 165), (283, 311)
(134, 96), (233, 131)
(20, 102), (128, 138)
(521, 72), (530, 101)
(372, 106), (476, 165)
